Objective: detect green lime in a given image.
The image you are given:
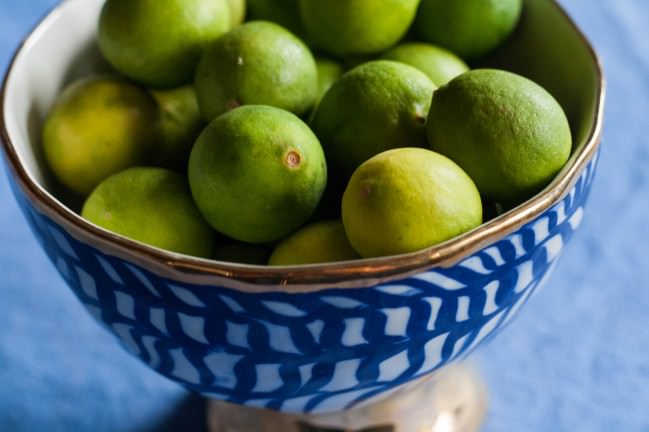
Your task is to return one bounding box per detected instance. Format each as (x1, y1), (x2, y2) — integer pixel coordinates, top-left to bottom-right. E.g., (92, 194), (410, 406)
(226, 0), (246, 27)
(342, 148), (482, 258)
(299, 0), (420, 57)
(415, 0), (523, 61)
(195, 21), (318, 121)
(42, 77), (159, 196)
(310, 60), (436, 180)
(150, 85), (205, 171)
(81, 167), (215, 258)
(381, 42), (469, 86)
(426, 69), (572, 203)
(269, 220), (359, 265)
(188, 105), (327, 243)
(98, 0), (231, 88)
(213, 241), (271, 265)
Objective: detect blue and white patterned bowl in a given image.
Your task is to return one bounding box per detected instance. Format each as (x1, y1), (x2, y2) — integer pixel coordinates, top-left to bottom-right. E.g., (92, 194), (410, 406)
(1, 0), (604, 416)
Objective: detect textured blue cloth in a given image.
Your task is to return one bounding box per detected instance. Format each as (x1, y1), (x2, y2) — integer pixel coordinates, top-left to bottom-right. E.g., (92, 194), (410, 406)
(1, 1), (648, 431)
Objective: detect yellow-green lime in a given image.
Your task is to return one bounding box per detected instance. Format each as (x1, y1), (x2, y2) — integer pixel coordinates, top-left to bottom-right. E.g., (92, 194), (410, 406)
(426, 69), (572, 203)
(269, 220), (359, 265)
(188, 105), (327, 243)
(310, 60), (436, 180)
(415, 0), (523, 61)
(225, 0), (246, 27)
(381, 42), (469, 86)
(299, 0), (420, 57)
(42, 77), (158, 196)
(150, 85), (205, 171)
(98, 0), (232, 88)
(342, 148), (482, 258)
(195, 21), (318, 121)
(81, 167), (215, 258)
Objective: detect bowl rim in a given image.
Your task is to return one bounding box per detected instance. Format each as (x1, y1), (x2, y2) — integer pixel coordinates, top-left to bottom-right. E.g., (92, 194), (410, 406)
(0, 0), (605, 292)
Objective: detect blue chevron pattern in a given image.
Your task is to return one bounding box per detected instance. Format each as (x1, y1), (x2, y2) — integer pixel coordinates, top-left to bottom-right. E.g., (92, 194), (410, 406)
(8, 152), (599, 414)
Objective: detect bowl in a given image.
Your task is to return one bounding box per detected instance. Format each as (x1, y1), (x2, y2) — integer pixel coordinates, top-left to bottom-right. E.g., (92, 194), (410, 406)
(1, 0), (604, 424)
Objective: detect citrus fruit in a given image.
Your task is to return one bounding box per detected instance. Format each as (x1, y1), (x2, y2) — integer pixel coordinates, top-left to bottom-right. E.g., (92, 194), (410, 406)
(188, 105), (327, 243)
(299, 0), (420, 57)
(310, 60), (436, 180)
(426, 69), (572, 203)
(195, 21), (318, 121)
(98, 0), (231, 88)
(342, 148), (482, 258)
(42, 77), (159, 196)
(381, 42), (469, 86)
(414, 0), (523, 61)
(150, 85), (205, 171)
(269, 220), (359, 265)
(81, 167), (215, 258)
(226, 0), (246, 27)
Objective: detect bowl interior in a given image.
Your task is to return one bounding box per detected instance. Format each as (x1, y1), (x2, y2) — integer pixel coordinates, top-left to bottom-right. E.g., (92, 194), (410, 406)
(1, 0), (603, 284)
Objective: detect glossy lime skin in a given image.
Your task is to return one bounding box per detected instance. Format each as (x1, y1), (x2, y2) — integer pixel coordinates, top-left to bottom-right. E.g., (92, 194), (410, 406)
(98, 0), (231, 88)
(195, 21), (318, 121)
(299, 0), (421, 57)
(81, 167), (215, 258)
(188, 105), (327, 243)
(42, 77), (159, 196)
(342, 148), (482, 258)
(381, 42), (469, 86)
(269, 220), (359, 265)
(310, 60), (436, 181)
(415, 0), (523, 60)
(427, 69), (572, 203)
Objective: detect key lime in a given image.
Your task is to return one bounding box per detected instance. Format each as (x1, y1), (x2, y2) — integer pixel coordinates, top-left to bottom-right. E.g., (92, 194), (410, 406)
(188, 105), (327, 243)
(98, 0), (231, 88)
(310, 60), (435, 180)
(269, 220), (359, 265)
(195, 21), (318, 121)
(226, 0), (246, 27)
(426, 69), (572, 203)
(42, 77), (159, 196)
(381, 42), (469, 86)
(342, 148), (482, 258)
(299, 0), (420, 57)
(81, 167), (215, 258)
(414, 0), (523, 61)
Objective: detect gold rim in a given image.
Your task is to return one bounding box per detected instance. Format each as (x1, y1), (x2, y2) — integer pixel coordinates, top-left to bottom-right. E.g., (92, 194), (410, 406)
(0, 0), (605, 292)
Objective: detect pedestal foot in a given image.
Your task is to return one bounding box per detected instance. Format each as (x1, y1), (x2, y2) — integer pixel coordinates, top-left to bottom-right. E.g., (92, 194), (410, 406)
(208, 364), (487, 432)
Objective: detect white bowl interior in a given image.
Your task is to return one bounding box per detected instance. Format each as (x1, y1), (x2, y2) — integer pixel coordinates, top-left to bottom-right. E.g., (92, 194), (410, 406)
(3, 0), (107, 207)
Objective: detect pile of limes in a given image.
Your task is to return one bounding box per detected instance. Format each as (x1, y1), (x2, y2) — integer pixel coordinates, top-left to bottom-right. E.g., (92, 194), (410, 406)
(42, 0), (572, 265)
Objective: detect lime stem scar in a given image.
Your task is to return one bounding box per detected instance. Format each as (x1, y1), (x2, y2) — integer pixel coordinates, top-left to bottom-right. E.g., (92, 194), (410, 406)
(286, 150), (301, 167)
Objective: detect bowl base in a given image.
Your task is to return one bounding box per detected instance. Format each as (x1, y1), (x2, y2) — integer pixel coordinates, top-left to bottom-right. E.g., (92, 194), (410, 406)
(207, 364), (487, 432)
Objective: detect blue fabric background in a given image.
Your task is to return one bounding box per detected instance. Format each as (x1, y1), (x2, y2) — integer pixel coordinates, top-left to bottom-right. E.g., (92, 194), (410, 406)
(1, 1), (648, 431)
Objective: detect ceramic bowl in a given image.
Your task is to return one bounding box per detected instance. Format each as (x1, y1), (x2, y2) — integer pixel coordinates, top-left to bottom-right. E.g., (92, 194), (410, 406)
(1, 0), (603, 416)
